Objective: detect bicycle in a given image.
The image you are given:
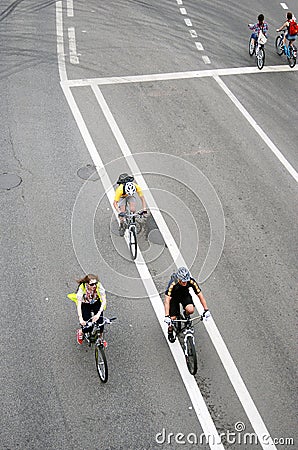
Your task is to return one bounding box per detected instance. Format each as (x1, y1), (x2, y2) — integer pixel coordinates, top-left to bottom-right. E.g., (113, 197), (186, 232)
(275, 30), (297, 68)
(249, 31), (266, 70)
(119, 209), (146, 260)
(82, 316), (117, 383)
(171, 313), (203, 375)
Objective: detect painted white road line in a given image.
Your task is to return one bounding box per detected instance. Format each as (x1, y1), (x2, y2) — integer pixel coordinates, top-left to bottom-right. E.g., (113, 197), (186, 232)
(91, 85), (278, 449)
(190, 29), (198, 38)
(202, 55), (211, 64)
(60, 86), (225, 450)
(214, 75), (298, 183)
(195, 42), (204, 51)
(280, 3), (288, 9)
(177, 0), (183, 5)
(184, 18), (192, 26)
(67, 0), (74, 17)
(62, 64), (298, 87)
(180, 7), (187, 15)
(56, 1), (67, 82)
(68, 27), (79, 64)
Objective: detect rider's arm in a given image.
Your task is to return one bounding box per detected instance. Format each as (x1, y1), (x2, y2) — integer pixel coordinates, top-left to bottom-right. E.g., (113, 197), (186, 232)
(197, 291), (208, 310)
(113, 186), (123, 211)
(164, 295), (172, 316)
(277, 21), (288, 32)
(77, 298), (83, 323)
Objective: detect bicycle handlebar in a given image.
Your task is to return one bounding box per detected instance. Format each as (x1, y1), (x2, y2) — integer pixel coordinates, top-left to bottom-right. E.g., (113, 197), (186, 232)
(171, 315), (203, 324)
(118, 210), (147, 218)
(85, 317), (117, 326)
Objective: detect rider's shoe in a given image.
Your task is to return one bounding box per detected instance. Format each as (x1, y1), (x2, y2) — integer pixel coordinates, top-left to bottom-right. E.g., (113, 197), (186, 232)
(76, 329), (83, 345)
(168, 330), (176, 343)
(119, 224), (125, 237)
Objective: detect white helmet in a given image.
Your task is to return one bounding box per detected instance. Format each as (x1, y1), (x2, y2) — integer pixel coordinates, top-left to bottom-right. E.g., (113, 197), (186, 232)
(125, 182), (136, 196)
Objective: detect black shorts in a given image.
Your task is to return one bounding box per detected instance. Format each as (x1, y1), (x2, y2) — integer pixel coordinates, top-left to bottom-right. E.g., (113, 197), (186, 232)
(81, 301), (104, 331)
(169, 294), (194, 317)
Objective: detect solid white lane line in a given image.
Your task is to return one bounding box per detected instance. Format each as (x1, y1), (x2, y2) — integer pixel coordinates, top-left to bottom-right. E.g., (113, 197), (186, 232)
(180, 7), (187, 15)
(202, 55), (211, 64)
(91, 85), (279, 449)
(68, 27), (79, 64)
(62, 64), (298, 87)
(195, 42), (204, 51)
(280, 3), (288, 9)
(190, 29), (198, 38)
(56, 1), (67, 82)
(184, 18), (192, 26)
(67, 0), (74, 17)
(214, 75), (298, 183)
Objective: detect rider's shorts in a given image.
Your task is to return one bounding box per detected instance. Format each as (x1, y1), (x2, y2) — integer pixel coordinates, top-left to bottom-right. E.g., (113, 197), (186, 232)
(286, 33), (297, 41)
(118, 194), (136, 208)
(169, 294), (194, 317)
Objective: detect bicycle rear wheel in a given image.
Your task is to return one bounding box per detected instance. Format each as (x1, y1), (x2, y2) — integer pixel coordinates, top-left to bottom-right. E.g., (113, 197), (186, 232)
(275, 35), (284, 56)
(185, 335), (197, 375)
(256, 47), (265, 70)
(129, 226), (137, 260)
(95, 345), (108, 383)
(249, 37), (255, 56)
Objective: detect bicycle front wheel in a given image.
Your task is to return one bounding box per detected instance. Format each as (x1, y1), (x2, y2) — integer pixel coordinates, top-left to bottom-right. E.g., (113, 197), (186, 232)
(275, 36), (283, 55)
(249, 37), (255, 56)
(95, 345), (108, 383)
(256, 47), (265, 70)
(185, 335), (197, 375)
(287, 47), (296, 68)
(129, 227), (137, 260)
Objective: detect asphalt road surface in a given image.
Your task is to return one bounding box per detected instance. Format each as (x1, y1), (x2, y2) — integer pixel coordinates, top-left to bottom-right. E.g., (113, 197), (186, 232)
(0, 1), (297, 450)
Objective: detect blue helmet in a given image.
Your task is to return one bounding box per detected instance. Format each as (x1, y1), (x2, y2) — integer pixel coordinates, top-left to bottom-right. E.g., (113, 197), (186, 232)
(176, 267), (190, 282)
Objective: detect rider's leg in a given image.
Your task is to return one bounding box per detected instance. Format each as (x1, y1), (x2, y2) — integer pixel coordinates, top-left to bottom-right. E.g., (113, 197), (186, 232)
(118, 198), (126, 235)
(127, 196), (136, 213)
(182, 294), (195, 317)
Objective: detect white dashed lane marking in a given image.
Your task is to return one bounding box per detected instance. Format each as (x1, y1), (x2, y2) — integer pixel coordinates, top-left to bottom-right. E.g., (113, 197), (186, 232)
(68, 27), (79, 64)
(202, 55), (211, 64)
(195, 42), (204, 51)
(184, 18), (192, 26)
(67, 0), (74, 17)
(280, 3), (288, 9)
(189, 29), (198, 38)
(180, 7), (187, 15)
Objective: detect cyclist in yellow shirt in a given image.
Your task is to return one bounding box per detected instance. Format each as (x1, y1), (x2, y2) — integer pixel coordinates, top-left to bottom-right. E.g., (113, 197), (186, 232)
(113, 173), (147, 236)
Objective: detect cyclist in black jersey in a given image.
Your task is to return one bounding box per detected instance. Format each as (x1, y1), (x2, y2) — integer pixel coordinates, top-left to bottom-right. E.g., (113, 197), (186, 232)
(164, 267), (210, 343)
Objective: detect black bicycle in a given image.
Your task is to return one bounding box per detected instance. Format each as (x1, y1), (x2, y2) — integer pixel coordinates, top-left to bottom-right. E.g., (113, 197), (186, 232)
(82, 316), (117, 383)
(171, 314), (203, 375)
(119, 209), (146, 260)
(275, 31), (297, 68)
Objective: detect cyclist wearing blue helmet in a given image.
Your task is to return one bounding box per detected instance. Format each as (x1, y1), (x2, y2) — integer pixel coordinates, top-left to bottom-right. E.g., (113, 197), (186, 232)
(164, 267), (210, 343)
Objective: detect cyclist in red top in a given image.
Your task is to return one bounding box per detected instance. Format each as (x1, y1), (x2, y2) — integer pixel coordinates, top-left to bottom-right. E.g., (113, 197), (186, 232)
(276, 11), (297, 50)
